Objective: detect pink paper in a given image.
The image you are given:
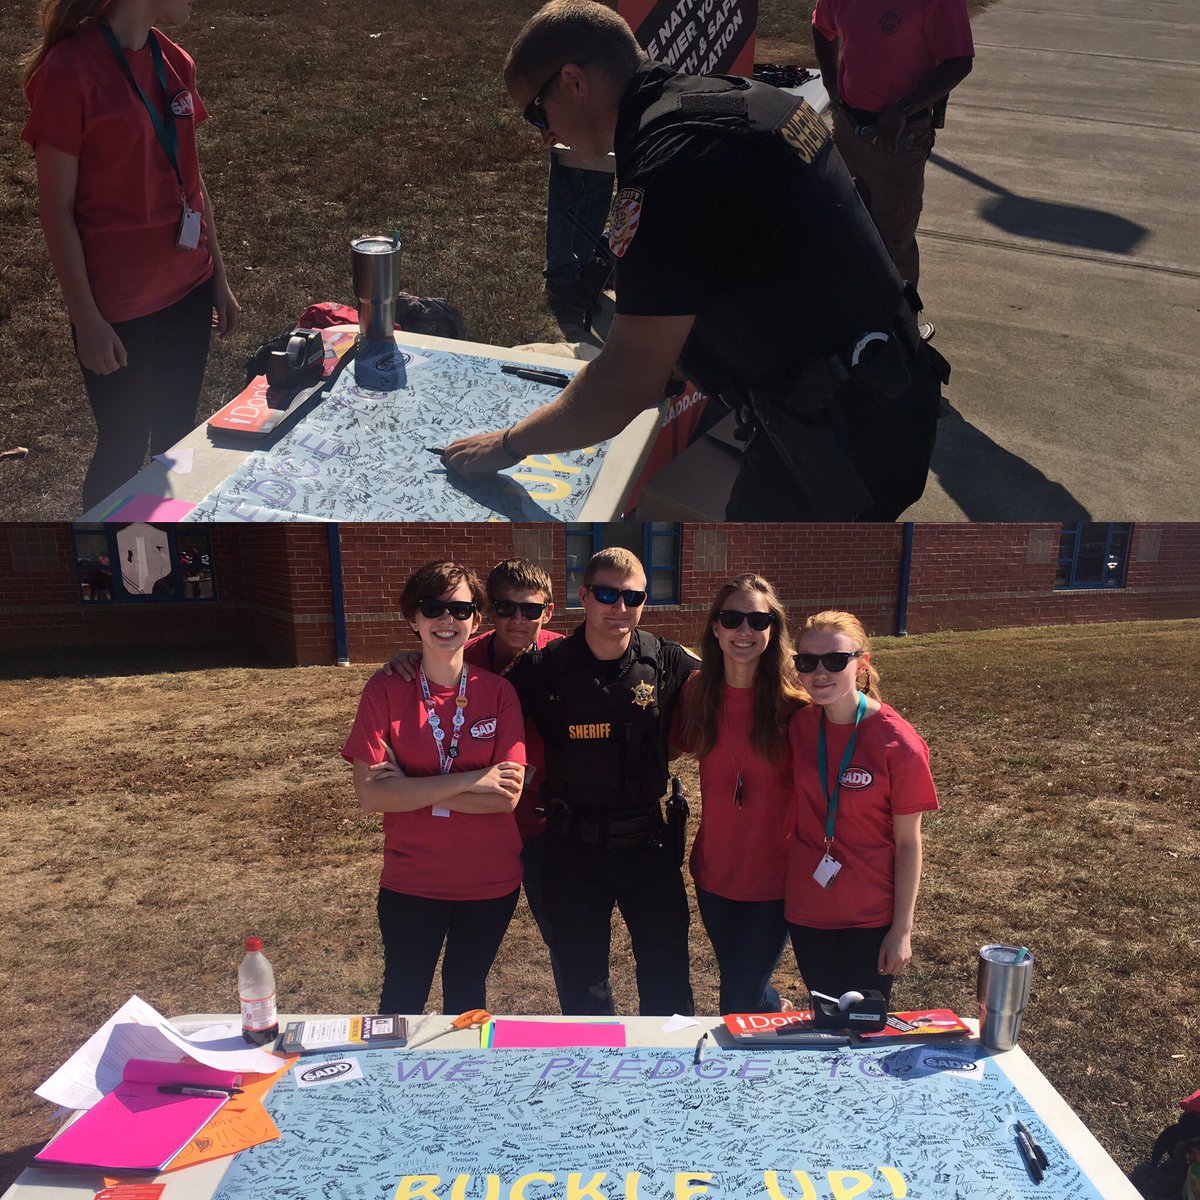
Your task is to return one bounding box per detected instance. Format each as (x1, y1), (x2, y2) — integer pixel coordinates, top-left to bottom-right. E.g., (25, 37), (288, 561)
(489, 1019), (627, 1049)
(104, 496), (196, 522)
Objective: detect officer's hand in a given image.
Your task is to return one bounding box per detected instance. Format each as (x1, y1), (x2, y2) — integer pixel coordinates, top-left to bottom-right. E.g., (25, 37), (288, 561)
(442, 431), (523, 478)
(378, 650), (421, 681)
(874, 104), (907, 151)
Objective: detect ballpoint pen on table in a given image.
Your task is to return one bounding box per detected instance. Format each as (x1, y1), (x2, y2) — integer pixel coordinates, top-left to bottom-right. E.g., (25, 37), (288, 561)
(500, 364), (571, 388)
(1017, 1120), (1050, 1169)
(156, 1085), (242, 1098)
(1014, 1122), (1044, 1183)
(694, 1032), (709, 1065)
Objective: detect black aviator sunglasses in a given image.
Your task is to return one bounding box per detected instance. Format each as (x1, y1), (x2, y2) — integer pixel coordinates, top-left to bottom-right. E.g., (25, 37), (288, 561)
(417, 598), (477, 621)
(794, 650), (864, 673)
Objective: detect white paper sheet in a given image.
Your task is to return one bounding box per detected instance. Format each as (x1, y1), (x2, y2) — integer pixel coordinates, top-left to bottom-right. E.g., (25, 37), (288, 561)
(35, 995), (283, 1110)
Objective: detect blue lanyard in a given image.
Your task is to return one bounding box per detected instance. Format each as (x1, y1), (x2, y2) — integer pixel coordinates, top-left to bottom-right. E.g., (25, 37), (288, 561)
(99, 22), (185, 196)
(816, 690), (867, 847)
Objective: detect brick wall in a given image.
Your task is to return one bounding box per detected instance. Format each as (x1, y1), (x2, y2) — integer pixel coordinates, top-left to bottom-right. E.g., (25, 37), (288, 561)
(4, 523), (1198, 665)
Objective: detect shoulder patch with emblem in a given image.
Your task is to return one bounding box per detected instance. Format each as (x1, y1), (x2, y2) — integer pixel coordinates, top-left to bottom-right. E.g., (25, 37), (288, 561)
(631, 679), (656, 709)
(171, 89), (195, 118)
(608, 187), (644, 258)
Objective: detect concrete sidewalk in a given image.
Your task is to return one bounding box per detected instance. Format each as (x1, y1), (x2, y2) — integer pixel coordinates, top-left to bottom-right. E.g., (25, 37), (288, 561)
(904, 0), (1199, 520)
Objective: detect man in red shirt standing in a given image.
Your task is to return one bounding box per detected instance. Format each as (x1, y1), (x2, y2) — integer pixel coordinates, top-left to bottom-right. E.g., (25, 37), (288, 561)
(812, 0), (974, 294)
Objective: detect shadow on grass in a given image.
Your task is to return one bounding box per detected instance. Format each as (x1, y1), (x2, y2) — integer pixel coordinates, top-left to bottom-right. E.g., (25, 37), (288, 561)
(0, 645), (290, 682)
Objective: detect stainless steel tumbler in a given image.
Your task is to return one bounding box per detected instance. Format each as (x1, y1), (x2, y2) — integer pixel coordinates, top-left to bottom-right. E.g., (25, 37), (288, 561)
(350, 236), (402, 343)
(977, 943), (1034, 1051)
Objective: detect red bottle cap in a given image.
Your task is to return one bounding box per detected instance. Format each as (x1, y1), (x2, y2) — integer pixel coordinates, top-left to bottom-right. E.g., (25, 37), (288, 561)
(244, 936), (263, 952)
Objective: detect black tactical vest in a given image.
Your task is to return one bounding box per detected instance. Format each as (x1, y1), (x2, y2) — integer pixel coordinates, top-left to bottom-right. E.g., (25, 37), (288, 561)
(540, 630), (670, 817)
(622, 64), (908, 398)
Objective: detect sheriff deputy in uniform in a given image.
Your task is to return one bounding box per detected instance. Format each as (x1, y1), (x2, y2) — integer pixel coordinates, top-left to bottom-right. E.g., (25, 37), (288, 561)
(505, 546), (698, 1016)
(441, 0), (950, 521)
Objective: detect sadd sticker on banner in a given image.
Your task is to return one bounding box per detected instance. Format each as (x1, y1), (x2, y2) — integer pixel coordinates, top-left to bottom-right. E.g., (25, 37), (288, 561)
(914, 1045), (985, 1082)
(296, 1058), (364, 1089)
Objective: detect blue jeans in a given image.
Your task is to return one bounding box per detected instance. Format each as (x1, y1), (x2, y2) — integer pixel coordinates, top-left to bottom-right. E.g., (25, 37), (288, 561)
(695, 887), (789, 1015)
(545, 156), (613, 286)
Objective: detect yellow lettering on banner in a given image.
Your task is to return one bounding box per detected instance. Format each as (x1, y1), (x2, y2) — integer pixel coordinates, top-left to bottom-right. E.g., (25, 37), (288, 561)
(762, 1171), (816, 1200)
(511, 1173), (556, 1200)
(512, 474), (574, 501)
(829, 1172), (874, 1200)
(524, 453), (583, 475)
(567, 1173), (609, 1200)
(877, 1168), (908, 1197)
(394, 1178), (442, 1200)
(624, 1173), (642, 1199)
(675, 1174), (712, 1199)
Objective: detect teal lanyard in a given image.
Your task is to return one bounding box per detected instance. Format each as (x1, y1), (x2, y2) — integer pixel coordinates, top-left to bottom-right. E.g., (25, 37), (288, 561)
(99, 22), (185, 196)
(816, 690), (867, 848)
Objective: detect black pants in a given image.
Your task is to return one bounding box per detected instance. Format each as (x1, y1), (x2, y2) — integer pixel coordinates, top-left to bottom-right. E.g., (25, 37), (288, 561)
(76, 277), (213, 511)
(725, 365), (939, 522)
(377, 886), (519, 1014)
(543, 832), (693, 1016)
(696, 887), (788, 1015)
(788, 924), (895, 1004)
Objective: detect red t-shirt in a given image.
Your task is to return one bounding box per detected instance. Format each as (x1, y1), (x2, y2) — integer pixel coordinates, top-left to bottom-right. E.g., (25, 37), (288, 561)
(341, 668), (526, 901)
(21, 23), (214, 323)
(672, 674), (796, 902)
(785, 702), (939, 928)
(464, 628), (562, 841)
(812, 0), (975, 113)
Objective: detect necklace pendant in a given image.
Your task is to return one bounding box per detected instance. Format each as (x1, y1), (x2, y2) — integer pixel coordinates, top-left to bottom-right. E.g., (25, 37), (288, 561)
(733, 772), (744, 808)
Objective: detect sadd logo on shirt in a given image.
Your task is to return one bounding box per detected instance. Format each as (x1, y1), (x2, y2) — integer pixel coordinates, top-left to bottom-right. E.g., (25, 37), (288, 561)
(470, 717), (497, 740)
(170, 89), (195, 117)
(839, 767), (873, 789)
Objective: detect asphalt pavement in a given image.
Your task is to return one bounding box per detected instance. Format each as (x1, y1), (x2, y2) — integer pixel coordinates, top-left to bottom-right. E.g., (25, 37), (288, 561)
(903, 0), (1199, 520)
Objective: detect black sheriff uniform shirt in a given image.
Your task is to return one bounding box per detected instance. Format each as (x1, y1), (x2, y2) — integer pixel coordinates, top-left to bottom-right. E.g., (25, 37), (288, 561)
(609, 60), (901, 398)
(507, 624), (698, 809)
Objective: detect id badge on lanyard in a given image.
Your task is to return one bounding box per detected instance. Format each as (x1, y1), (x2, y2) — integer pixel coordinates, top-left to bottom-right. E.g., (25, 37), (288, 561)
(99, 22), (199, 251)
(812, 690), (866, 888)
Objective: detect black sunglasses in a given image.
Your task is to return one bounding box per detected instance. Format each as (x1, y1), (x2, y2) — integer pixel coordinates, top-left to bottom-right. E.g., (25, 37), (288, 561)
(492, 600), (548, 620)
(523, 65), (565, 129)
(417, 598), (477, 621)
(794, 650), (864, 674)
(587, 585), (647, 607)
(716, 610), (774, 632)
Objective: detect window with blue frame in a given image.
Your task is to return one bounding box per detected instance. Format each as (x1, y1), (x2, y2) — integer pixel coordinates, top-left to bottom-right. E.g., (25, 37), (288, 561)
(565, 523), (680, 605)
(1055, 523), (1132, 589)
(73, 523), (216, 603)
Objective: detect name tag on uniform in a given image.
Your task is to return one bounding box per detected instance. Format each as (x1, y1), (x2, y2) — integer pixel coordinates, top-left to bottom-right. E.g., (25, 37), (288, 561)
(431, 806), (450, 818)
(813, 853), (842, 888)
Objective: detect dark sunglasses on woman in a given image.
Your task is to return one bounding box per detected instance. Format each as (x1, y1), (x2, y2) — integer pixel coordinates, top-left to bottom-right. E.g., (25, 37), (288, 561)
(417, 598), (477, 621)
(492, 600), (547, 620)
(716, 610), (775, 631)
(794, 650), (864, 673)
(587, 585), (647, 607)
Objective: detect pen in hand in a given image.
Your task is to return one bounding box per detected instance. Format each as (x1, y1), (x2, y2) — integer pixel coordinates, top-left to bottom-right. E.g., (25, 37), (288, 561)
(157, 1085), (242, 1098)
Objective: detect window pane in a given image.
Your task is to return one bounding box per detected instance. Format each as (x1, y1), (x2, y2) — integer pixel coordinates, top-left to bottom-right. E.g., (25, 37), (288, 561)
(76, 533), (113, 603)
(649, 569), (676, 604)
(649, 533), (676, 569)
(115, 523), (175, 596)
(565, 530), (594, 598)
(597, 522), (644, 560)
(177, 531), (215, 599)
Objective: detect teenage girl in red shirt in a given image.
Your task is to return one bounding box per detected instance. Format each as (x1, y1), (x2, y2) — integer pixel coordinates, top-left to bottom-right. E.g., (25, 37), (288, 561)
(343, 562), (527, 1014)
(674, 574), (808, 1014)
(786, 610), (939, 1003)
(21, 0), (239, 511)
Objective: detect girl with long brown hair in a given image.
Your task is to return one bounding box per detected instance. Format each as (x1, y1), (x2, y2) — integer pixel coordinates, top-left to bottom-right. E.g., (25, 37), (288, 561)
(673, 574), (808, 1014)
(786, 610), (939, 1003)
(21, 0), (238, 510)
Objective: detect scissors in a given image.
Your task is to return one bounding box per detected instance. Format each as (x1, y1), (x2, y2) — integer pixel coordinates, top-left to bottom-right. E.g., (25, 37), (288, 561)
(405, 1009), (490, 1050)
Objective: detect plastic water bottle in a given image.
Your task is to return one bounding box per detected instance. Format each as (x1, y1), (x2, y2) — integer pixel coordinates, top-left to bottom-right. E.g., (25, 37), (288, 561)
(238, 936), (279, 1046)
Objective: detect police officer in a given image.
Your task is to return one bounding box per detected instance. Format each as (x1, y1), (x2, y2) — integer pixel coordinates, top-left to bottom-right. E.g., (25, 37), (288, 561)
(442, 0), (949, 521)
(506, 547), (697, 1016)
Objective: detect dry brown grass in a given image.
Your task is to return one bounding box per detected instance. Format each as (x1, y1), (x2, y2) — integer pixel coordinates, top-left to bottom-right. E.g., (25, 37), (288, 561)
(0, 618), (1197, 1196)
(1, 0), (996, 519)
